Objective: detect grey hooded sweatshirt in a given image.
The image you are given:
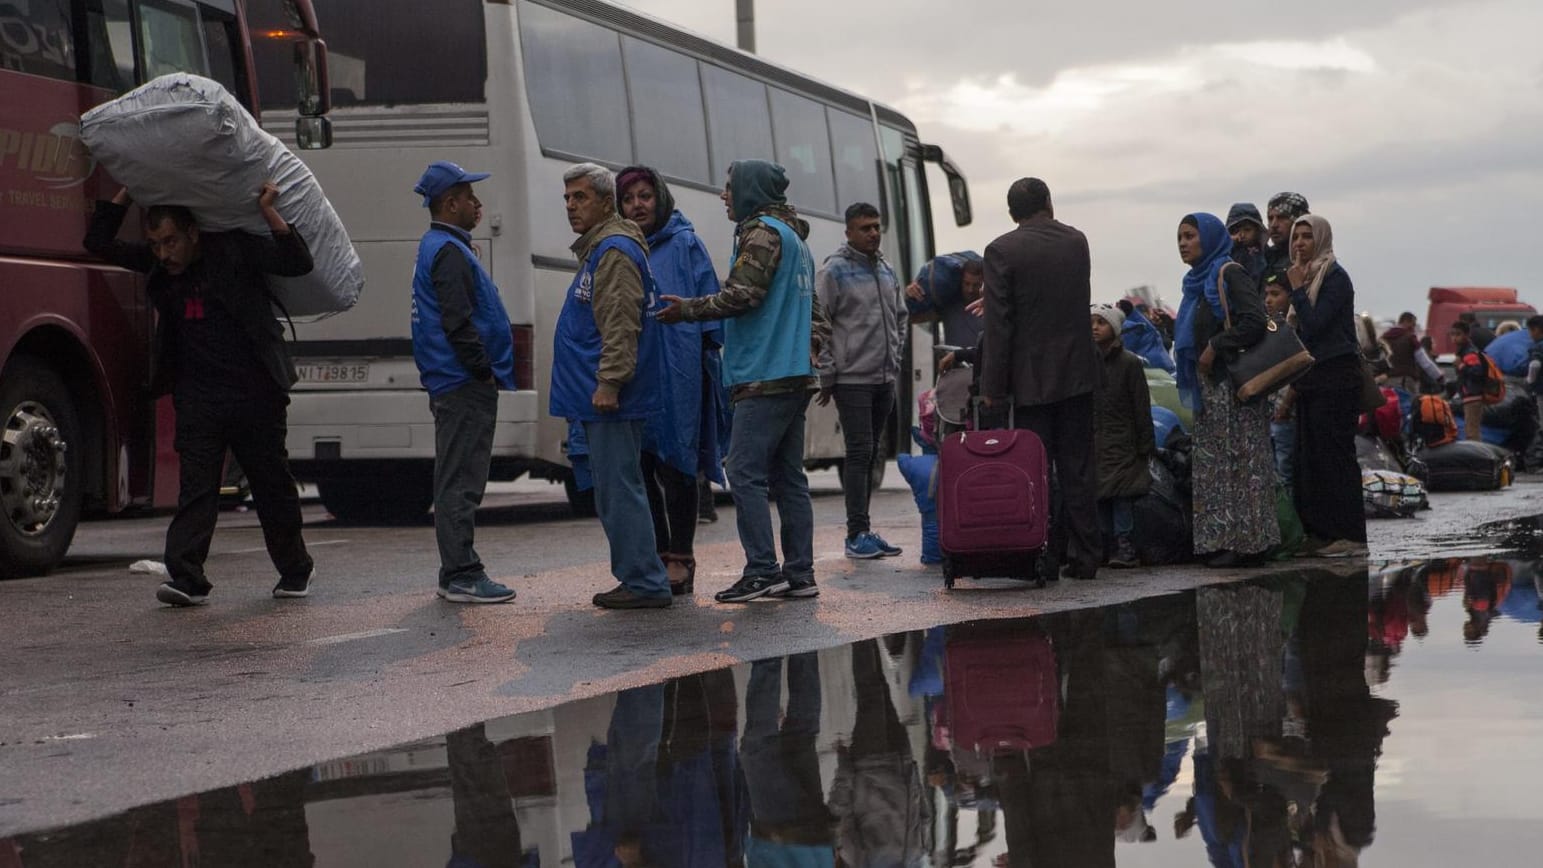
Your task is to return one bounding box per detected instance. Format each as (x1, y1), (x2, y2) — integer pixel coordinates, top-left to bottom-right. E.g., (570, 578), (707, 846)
(816, 243), (908, 387)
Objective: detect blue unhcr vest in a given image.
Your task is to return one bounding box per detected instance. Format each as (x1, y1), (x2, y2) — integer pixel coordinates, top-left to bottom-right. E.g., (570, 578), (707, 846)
(722, 216), (814, 387)
(410, 227), (516, 396)
(550, 235), (665, 422)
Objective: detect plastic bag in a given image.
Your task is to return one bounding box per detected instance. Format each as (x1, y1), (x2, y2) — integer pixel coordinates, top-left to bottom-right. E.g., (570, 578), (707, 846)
(81, 74), (362, 318)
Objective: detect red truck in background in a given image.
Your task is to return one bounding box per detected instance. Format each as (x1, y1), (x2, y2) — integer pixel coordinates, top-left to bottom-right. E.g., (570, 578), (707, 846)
(1426, 287), (1537, 356)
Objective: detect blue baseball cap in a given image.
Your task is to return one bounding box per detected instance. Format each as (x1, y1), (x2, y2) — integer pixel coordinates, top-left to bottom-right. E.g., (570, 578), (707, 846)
(414, 161), (490, 207)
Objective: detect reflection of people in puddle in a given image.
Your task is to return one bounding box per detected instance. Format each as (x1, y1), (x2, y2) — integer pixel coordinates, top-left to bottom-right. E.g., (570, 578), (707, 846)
(1298, 572), (1399, 867)
(830, 638), (930, 866)
(604, 685), (666, 867)
(655, 671), (748, 867)
(1461, 559), (1513, 645)
(993, 610), (1118, 868)
(740, 652), (836, 864)
(445, 723), (523, 868)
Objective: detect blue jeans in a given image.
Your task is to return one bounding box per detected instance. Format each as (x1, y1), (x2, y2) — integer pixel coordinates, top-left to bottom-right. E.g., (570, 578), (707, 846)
(583, 418), (670, 598)
(741, 654), (826, 831)
(1098, 496), (1135, 539)
(1271, 418), (1297, 488)
(725, 392), (815, 581)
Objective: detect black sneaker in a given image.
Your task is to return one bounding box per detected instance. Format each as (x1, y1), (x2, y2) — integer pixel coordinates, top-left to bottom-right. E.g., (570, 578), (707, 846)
(1107, 537), (1139, 569)
(592, 585), (672, 609)
(771, 574), (819, 599)
(714, 574), (789, 603)
(156, 580), (211, 607)
(273, 569), (313, 599)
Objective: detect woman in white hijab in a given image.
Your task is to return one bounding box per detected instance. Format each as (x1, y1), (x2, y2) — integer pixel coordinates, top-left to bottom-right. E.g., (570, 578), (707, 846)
(1288, 214), (1367, 557)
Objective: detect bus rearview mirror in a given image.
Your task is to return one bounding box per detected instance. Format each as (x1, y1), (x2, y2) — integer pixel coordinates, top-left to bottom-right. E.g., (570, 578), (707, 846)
(295, 116), (333, 151)
(294, 39), (332, 117)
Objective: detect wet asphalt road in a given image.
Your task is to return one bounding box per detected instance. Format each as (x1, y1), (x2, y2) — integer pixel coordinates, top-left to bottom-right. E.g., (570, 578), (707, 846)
(2, 468), (1541, 835)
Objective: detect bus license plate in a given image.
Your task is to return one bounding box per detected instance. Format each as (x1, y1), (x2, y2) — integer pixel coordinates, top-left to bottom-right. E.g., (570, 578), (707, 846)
(297, 363), (370, 384)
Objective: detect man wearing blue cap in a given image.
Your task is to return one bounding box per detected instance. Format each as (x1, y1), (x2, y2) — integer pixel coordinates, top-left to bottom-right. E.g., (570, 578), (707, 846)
(411, 161), (518, 603)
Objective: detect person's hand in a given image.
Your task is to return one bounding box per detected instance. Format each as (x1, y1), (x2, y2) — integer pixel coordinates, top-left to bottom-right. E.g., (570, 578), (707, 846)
(656, 295), (686, 324)
(1198, 344), (1216, 377)
(1273, 401), (1291, 422)
(257, 181), (280, 211)
(1286, 253), (1308, 289)
(905, 281), (926, 302)
(111, 187), (131, 206)
(939, 351), (957, 372)
(966, 297), (985, 317)
(981, 395), (997, 409)
(816, 386), (834, 407)
(592, 383), (620, 413)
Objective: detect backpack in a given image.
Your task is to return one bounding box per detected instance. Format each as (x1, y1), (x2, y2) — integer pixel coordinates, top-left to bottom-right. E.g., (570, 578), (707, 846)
(1479, 353), (1506, 405)
(1412, 394), (1457, 447)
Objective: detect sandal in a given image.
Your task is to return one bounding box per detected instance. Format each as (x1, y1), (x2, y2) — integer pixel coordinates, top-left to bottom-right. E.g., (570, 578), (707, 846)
(663, 554), (696, 596)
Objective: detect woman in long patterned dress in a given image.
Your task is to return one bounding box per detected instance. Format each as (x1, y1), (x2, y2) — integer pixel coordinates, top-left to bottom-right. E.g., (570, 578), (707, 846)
(1172, 212), (1280, 567)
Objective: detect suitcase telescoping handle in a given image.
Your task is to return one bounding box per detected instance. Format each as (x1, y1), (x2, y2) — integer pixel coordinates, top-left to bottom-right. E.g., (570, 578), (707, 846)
(968, 400), (1014, 438)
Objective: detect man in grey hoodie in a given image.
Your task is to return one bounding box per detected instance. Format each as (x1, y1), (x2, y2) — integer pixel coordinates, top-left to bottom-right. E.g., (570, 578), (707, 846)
(816, 202), (907, 560)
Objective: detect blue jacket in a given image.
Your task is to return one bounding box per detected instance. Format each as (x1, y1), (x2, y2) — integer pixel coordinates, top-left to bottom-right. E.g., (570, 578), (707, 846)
(723, 214), (815, 387)
(1122, 306), (1176, 373)
(550, 221), (665, 422)
(645, 210), (727, 481)
(410, 226), (516, 396)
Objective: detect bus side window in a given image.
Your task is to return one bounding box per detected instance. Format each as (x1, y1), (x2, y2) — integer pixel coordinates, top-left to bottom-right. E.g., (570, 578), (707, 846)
(769, 88), (836, 216)
(199, 5), (241, 97)
(81, 0), (136, 92)
(703, 65), (772, 183)
(0, 0), (77, 81)
(519, 1), (631, 166)
(137, 0), (209, 80)
(623, 36), (709, 185)
(827, 108), (881, 213)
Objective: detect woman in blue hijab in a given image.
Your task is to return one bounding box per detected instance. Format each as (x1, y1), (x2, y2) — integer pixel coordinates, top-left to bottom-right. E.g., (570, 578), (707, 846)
(1175, 213), (1278, 567)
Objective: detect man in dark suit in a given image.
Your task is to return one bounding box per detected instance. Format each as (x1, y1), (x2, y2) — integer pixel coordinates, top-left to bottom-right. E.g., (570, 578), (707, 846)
(85, 183), (316, 606)
(980, 177), (1102, 580)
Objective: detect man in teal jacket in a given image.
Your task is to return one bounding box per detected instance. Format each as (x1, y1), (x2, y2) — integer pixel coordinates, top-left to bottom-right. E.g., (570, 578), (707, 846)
(659, 160), (832, 603)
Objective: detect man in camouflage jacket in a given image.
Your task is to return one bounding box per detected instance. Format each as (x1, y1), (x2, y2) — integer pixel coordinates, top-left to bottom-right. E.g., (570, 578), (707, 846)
(659, 160), (831, 603)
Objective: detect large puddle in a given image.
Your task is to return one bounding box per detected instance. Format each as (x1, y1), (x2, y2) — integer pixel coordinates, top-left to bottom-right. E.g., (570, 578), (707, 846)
(5, 559), (1542, 866)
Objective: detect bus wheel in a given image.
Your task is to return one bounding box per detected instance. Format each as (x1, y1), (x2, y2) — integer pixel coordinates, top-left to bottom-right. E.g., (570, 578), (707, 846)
(317, 471), (432, 524)
(563, 473), (597, 518)
(0, 357), (85, 578)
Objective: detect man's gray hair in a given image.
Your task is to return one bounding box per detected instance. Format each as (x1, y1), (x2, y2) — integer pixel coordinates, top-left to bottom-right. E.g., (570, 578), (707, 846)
(563, 162), (615, 200)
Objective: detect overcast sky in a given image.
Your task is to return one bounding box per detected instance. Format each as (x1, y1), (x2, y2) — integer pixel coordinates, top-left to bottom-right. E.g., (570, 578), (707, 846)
(615, 0), (1542, 317)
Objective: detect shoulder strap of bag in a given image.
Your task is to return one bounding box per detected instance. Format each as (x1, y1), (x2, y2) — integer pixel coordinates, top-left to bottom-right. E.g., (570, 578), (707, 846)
(1214, 261), (1241, 331)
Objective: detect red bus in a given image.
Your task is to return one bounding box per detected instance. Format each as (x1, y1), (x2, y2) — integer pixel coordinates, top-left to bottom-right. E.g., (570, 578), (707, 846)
(0, 0), (331, 577)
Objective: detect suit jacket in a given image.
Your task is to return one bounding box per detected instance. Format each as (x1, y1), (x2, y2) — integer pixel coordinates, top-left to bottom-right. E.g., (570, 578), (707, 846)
(980, 215), (1099, 407)
(84, 201), (312, 397)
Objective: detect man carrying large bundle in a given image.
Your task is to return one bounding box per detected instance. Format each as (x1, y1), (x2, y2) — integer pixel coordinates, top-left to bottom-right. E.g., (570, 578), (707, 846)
(85, 183), (317, 607)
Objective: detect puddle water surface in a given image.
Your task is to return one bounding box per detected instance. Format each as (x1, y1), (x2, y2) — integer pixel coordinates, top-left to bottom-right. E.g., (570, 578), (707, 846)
(4, 560), (1542, 866)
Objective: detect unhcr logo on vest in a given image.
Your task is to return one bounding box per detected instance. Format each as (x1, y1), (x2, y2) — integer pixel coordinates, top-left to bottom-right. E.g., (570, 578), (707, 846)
(575, 270), (593, 303)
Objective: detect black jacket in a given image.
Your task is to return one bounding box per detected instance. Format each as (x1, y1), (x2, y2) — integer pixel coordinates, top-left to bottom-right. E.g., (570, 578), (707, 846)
(1290, 263), (1357, 366)
(1094, 340), (1155, 500)
(84, 201), (313, 397)
(1194, 263), (1268, 384)
(980, 215), (1099, 407)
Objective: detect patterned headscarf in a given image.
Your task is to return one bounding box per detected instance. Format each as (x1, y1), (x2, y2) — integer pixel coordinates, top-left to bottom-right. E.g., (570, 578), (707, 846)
(1267, 192), (1310, 220)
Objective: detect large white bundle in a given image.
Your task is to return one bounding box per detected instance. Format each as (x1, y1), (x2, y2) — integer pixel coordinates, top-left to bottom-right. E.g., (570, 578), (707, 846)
(81, 74), (361, 318)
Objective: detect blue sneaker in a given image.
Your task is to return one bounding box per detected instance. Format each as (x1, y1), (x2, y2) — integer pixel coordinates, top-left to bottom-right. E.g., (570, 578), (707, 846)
(871, 533), (903, 558)
(845, 533), (884, 560)
(438, 576), (517, 604)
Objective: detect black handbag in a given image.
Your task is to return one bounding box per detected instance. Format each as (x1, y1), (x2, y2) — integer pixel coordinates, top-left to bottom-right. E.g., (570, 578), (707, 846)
(1215, 264), (1315, 402)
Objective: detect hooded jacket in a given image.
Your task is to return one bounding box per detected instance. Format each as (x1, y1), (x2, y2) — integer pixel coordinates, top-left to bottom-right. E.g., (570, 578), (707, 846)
(816, 243), (907, 387)
(624, 166), (728, 479)
(1094, 338), (1156, 500)
(677, 160), (832, 400)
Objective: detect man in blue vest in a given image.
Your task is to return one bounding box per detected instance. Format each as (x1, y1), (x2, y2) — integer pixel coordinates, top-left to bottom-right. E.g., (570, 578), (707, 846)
(411, 161), (518, 604)
(552, 162), (672, 609)
(658, 160), (832, 603)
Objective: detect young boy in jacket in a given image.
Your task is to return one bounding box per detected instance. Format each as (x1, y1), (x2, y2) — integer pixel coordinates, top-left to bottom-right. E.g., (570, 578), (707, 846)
(1090, 304), (1155, 568)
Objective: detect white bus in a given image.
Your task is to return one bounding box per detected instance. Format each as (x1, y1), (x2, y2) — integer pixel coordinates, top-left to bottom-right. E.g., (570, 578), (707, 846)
(251, 0), (972, 521)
